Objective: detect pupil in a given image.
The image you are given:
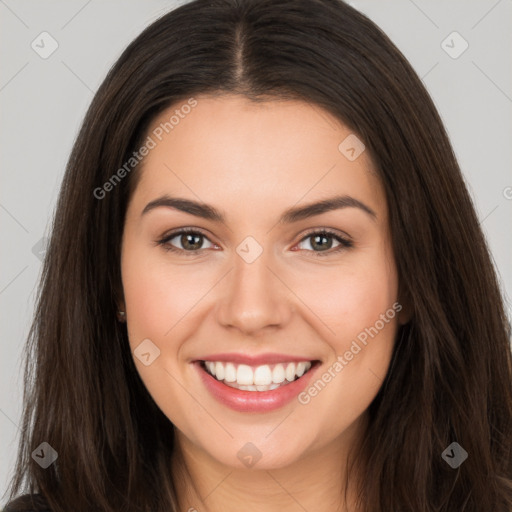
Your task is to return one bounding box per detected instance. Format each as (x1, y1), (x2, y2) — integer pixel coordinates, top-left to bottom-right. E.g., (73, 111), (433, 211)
(312, 234), (332, 251)
(183, 234), (202, 250)
(179, 233), (333, 252)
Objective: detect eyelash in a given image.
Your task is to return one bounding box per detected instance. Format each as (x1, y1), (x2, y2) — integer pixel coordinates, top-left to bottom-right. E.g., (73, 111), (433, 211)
(156, 227), (353, 257)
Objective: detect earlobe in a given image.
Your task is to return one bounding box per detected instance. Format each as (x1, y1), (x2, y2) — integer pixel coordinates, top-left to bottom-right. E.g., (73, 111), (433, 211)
(114, 284), (126, 322)
(116, 296), (126, 323)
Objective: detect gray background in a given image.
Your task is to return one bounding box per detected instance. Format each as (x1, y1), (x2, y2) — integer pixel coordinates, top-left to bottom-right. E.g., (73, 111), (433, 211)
(1, 0), (511, 503)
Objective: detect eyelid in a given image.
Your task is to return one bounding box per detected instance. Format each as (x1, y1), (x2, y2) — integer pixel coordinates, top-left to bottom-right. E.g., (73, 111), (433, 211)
(294, 228), (353, 256)
(157, 227), (217, 254)
(157, 227), (353, 255)
(297, 227), (353, 243)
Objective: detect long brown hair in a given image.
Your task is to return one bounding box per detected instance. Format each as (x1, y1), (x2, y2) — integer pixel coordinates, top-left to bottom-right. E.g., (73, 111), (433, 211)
(4, 0), (512, 510)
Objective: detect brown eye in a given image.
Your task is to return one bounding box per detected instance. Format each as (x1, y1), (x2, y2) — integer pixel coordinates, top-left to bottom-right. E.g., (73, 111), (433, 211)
(296, 230), (353, 256)
(176, 232), (204, 251)
(158, 228), (215, 254)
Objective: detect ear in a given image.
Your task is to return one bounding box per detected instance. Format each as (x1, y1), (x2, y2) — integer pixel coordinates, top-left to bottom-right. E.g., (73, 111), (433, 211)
(113, 281), (126, 318)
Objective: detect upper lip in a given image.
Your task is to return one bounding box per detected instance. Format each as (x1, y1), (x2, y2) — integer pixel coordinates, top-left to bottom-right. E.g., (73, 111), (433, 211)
(194, 353), (319, 366)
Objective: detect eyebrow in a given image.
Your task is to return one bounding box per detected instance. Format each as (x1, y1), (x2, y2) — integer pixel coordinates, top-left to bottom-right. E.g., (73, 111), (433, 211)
(141, 194), (377, 223)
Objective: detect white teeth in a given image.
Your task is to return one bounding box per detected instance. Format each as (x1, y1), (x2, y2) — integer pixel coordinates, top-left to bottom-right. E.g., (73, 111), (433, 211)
(223, 381), (283, 391)
(203, 360), (313, 391)
(285, 362), (296, 382)
(272, 364), (285, 383)
(239, 385), (257, 391)
(254, 365), (272, 386)
(296, 361), (307, 377)
(237, 364), (254, 385)
(215, 362), (225, 381)
(224, 362), (237, 382)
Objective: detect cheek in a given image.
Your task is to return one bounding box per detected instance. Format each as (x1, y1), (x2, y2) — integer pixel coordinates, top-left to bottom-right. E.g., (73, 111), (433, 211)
(293, 250), (399, 423)
(120, 241), (197, 419)
(292, 248), (399, 391)
(294, 254), (398, 347)
(121, 241), (209, 345)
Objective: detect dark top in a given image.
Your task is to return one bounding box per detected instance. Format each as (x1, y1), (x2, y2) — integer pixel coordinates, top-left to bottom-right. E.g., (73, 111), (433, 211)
(3, 494), (52, 512)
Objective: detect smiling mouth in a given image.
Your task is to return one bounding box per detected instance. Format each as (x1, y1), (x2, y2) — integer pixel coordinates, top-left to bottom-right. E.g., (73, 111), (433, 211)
(199, 360), (319, 392)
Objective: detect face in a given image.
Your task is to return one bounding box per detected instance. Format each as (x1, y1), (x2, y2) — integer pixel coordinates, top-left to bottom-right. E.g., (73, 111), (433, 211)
(120, 94), (406, 470)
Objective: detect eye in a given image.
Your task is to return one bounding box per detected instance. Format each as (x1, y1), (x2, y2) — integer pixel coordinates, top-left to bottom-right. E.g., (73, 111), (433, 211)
(156, 227), (353, 257)
(294, 229), (353, 257)
(157, 228), (216, 255)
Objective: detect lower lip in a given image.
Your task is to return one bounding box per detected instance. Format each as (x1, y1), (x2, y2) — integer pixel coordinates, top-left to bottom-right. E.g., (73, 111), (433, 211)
(194, 361), (320, 413)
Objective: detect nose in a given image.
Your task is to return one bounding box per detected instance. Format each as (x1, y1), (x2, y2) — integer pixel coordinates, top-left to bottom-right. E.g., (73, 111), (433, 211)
(215, 245), (293, 336)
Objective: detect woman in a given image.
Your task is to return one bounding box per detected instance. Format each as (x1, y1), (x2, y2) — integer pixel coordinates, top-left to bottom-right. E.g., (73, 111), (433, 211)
(3, 0), (512, 511)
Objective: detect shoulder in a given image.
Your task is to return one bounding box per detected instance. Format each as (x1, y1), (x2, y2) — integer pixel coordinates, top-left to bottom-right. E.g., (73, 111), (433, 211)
(2, 494), (52, 512)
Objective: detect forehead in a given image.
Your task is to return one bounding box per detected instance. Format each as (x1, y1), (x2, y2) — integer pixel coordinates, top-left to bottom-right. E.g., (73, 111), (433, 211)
(130, 94), (385, 219)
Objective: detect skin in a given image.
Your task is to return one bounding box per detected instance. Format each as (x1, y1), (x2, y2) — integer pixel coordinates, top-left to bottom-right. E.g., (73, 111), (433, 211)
(120, 94), (409, 511)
